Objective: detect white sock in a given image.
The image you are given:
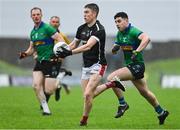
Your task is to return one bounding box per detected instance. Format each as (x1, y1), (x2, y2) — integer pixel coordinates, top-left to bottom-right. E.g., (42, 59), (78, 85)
(41, 100), (51, 114)
(57, 84), (61, 89)
(159, 110), (165, 116)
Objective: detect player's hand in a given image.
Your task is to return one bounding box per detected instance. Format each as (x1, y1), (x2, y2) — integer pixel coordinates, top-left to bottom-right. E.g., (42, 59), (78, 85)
(19, 52), (27, 59)
(131, 50), (139, 61)
(57, 47), (72, 58)
(112, 45), (120, 54)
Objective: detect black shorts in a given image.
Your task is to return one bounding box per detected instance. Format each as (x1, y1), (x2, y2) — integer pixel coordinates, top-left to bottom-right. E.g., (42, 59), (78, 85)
(33, 60), (61, 78)
(127, 62), (145, 80)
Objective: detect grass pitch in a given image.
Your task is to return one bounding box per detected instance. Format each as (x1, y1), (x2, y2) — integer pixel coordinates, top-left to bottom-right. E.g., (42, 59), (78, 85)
(0, 86), (179, 129)
(0, 59), (180, 129)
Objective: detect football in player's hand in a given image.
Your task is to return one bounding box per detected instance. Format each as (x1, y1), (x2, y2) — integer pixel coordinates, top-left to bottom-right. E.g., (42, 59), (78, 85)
(53, 42), (70, 56)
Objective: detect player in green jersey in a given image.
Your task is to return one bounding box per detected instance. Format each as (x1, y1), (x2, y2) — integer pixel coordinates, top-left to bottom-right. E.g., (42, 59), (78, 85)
(93, 12), (170, 125)
(97, 12), (169, 125)
(19, 7), (64, 115)
(33, 16), (72, 102)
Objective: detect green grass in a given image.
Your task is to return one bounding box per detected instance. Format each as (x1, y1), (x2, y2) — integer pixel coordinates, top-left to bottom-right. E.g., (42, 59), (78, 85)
(0, 59), (180, 129)
(0, 87), (179, 129)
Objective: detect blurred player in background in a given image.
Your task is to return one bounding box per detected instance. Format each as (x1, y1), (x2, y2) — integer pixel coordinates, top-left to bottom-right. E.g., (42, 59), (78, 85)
(49, 16), (72, 100)
(57, 3), (125, 126)
(19, 7), (64, 115)
(99, 12), (169, 125)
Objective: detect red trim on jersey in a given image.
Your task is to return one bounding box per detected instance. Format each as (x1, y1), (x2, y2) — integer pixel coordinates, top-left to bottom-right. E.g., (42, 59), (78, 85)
(99, 65), (107, 76)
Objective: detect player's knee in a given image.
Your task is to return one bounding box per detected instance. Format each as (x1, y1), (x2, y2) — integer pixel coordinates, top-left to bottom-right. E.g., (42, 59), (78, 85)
(84, 93), (92, 103)
(33, 83), (42, 92)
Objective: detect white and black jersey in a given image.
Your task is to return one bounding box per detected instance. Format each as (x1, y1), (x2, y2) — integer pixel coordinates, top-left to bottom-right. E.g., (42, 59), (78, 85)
(75, 20), (107, 67)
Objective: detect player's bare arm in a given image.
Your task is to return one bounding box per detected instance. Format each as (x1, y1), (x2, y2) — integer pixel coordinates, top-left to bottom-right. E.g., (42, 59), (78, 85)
(136, 33), (150, 52)
(19, 41), (34, 59)
(25, 42), (35, 56)
(72, 36), (97, 54)
(68, 39), (80, 50)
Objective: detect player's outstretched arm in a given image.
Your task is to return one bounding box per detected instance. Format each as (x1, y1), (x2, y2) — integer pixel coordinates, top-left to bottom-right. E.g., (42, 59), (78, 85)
(68, 39), (80, 50)
(72, 36), (97, 54)
(56, 36), (97, 58)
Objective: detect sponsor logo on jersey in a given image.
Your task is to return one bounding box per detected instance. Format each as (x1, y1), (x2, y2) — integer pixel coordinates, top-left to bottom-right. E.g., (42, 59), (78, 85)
(81, 32), (86, 35)
(120, 45), (133, 51)
(34, 41), (45, 46)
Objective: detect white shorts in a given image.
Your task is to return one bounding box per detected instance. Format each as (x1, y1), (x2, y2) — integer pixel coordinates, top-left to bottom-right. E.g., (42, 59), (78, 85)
(81, 63), (107, 80)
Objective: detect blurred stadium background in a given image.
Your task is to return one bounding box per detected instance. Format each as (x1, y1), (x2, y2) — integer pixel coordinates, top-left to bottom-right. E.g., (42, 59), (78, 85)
(0, 0), (180, 85)
(0, 0), (180, 129)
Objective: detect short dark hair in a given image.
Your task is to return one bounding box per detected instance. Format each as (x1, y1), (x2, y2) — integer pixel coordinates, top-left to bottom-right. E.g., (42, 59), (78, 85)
(84, 3), (99, 17)
(114, 12), (128, 19)
(31, 7), (42, 14)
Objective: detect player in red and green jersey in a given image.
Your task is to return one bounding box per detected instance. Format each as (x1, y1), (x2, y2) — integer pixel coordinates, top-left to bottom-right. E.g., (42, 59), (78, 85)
(19, 7), (64, 115)
(109, 12), (168, 125)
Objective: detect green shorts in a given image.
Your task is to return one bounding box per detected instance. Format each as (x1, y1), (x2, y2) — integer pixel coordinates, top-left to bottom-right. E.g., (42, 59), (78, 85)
(127, 63), (145, 80)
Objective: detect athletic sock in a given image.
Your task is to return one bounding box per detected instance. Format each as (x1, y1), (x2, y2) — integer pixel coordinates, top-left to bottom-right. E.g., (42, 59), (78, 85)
(155, 105), (164, 115)
(44, 92), (51, 103)
(57, 84), (61, 89)
(105, 81), (116, 89)
(41, 100), (50, 114)
(119, 97), (126, 106)
(81, 115), (88, 123)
